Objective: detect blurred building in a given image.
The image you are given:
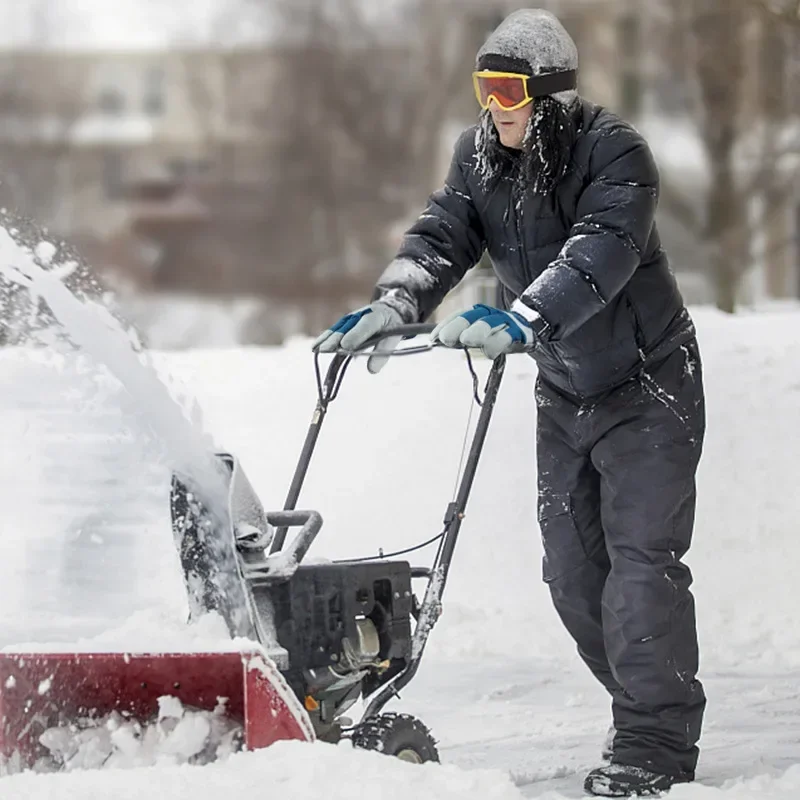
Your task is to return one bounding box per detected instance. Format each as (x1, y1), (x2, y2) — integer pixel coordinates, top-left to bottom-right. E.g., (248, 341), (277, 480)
(0, 41), (404, 341)
(0, 47), (277, 281)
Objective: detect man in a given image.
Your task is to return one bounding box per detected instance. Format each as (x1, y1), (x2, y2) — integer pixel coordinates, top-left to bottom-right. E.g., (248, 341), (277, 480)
(313, 9), (705, 797)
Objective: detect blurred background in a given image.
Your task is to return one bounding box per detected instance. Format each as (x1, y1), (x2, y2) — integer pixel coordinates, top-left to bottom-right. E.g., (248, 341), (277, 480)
(0, 0), (797, 348)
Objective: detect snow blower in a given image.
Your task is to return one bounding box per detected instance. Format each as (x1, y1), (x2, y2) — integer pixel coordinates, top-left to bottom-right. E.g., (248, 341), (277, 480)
(0, 324), (506, 771)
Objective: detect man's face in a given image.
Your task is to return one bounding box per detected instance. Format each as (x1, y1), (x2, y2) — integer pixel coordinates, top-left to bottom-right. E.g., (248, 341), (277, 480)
(489, 98), (534, 149)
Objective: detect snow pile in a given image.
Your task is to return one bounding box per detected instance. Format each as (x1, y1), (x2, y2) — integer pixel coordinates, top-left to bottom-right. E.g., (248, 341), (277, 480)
(2, 738), (526, 800)
(35, 697), (241, 773)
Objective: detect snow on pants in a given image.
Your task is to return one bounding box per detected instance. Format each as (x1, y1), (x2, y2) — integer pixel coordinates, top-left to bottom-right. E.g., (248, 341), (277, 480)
(534, 339), (706, 779)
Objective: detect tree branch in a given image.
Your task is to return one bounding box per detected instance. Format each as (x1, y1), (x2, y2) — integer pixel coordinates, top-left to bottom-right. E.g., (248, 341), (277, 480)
(745, 0), (800, 26)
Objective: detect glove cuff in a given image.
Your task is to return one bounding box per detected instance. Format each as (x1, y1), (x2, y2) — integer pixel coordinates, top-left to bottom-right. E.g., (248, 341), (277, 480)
(511, 299), (550, 340)
(371, 291), (417, 325)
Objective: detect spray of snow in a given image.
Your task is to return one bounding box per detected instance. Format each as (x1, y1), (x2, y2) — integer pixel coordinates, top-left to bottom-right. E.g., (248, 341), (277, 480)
(0, 228), (226, 506)
(0, 226), (250, 639)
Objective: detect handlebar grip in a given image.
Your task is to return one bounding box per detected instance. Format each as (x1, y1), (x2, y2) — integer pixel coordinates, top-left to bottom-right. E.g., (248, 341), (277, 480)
(387, 323), (437, 338)
(359, 323), (436, 350)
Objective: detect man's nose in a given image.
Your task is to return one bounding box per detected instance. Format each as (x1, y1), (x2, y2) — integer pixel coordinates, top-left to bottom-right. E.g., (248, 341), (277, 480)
(488, 98), (509, 118)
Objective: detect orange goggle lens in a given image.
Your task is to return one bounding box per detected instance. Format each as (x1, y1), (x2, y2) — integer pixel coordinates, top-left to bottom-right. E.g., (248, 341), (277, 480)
(473, 72), (532, 111)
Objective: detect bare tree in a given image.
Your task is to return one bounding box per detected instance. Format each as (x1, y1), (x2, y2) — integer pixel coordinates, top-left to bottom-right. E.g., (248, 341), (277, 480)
(747, 0), (800, 25)
(653, 0), (800, 312)
(690, 0), (750, 312)
(228, 0), (476, 311)
(256, 0), (800, 314)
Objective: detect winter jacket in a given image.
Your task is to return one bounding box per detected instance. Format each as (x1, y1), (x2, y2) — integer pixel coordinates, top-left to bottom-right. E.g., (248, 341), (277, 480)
(372, 100), (696, 398)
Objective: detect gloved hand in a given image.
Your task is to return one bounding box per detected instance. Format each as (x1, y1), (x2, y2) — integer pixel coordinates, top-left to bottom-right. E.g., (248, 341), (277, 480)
(312, 302), (405, 373)
(431, 303), (537, 359)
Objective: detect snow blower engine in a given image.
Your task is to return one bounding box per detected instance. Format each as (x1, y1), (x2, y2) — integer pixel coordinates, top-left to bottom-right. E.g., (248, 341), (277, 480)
(0, 324), (506, 770)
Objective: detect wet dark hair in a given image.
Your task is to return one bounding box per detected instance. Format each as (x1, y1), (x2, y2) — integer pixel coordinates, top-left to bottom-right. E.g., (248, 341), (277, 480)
(475, 95), (580, 196)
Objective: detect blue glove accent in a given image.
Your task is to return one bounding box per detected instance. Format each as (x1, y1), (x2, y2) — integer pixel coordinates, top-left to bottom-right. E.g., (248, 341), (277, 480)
(327, 307), (372, 335)
(312, 302), (404, 369)
(431, 304), (537, 358)
(469, 305), (531, 343)
(312, 307), (373, 353)
(458, 304), (497, 325)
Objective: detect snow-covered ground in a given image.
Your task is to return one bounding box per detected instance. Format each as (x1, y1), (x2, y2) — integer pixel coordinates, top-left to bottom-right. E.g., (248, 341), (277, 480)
(2, 267), (800, 797)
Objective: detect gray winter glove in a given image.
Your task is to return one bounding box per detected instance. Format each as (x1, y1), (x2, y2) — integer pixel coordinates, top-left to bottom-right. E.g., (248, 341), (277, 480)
(431, 303), (538, 359)
(312, 302), (404, 374)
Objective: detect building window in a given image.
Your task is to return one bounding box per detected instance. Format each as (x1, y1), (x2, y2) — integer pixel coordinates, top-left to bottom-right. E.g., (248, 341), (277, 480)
(98, 88), (124, 116)
(144, 67), (165, 116)
(168, 157), (211, 181)
(103, 150), (124, 199)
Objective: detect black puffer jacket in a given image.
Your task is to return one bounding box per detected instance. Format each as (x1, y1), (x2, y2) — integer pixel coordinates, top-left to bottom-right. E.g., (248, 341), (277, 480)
(373, 101), (695, 398)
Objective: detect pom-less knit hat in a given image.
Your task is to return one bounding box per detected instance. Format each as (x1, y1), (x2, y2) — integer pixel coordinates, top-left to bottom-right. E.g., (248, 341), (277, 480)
(476, 9), (579, 106)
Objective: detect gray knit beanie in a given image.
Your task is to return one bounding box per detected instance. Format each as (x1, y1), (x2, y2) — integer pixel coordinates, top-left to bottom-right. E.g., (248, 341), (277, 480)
(476, 9), (579, 106)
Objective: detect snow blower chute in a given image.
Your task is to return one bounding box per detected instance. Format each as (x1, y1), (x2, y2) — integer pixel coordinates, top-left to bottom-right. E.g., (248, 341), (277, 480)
(0, 324), (506, 771)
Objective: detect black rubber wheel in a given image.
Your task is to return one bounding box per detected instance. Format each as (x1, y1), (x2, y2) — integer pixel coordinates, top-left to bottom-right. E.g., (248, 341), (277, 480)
(350, 712), (439, 764)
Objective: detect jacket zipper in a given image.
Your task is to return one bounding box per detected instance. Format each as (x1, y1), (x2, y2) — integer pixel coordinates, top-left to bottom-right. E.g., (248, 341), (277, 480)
(511, 183), (533, 286)
(513, 183), (575, 392)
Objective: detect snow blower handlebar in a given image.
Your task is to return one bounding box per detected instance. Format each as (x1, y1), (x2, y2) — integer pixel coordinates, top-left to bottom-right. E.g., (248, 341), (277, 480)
(363, 348), (505, 719)
(361, 322), (439, 352)
(270, 324), (507, 722)
(259, 509), (323, 579)
(271, 323), (438, 553)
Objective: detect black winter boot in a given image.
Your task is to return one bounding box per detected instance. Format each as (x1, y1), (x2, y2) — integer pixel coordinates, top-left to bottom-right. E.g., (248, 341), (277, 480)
(584, 763), (692, 797)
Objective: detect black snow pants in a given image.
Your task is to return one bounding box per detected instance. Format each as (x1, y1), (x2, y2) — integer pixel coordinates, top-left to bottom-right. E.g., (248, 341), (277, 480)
(534, 339), (706, 780)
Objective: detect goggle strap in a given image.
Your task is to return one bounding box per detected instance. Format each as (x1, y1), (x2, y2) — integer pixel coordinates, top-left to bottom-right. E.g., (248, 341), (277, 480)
(526, 69), (577, 98)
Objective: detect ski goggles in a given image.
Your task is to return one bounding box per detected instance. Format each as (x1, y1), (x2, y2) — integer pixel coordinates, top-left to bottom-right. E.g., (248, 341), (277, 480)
(472, 69), (578, 111)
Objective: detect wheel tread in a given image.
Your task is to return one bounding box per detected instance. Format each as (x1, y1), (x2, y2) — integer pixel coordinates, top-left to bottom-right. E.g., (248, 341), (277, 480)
(351, 712), (439, 763)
